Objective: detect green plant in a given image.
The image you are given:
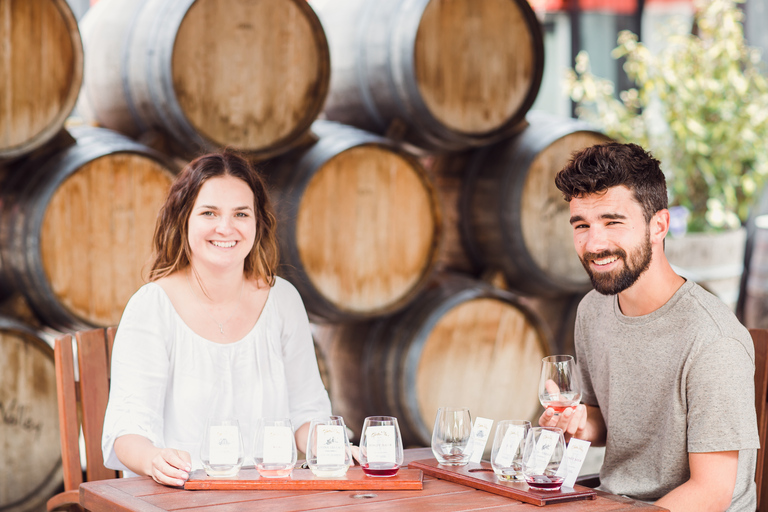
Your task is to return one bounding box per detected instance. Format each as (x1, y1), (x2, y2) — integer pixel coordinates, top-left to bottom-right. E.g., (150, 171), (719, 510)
(565, 0), (768, 232)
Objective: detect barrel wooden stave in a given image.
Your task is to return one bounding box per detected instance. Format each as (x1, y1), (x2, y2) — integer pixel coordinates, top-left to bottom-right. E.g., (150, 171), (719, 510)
(78, 0), (329, 157)
(465, 112), (611, 296)
(0, 0), (82, 160)
(0, 317), (62, 512)
(0, 126), (177, 330)
(272, 121), (440, 322)
(311, 0), (543, 152)
(316, 274), (550, 446)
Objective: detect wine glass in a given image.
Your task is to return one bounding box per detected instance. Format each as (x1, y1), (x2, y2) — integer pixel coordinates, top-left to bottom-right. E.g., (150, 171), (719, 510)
(306, 415), (353, 477)
(358, 416), (404, 477)
(490, 420), (530, 481)
(253, 418), (297, 478)
(538, 355), (581, 414)
(522, 427), (567, 490)
(200, 417), (244, 477)
(430, 407), (473, 466)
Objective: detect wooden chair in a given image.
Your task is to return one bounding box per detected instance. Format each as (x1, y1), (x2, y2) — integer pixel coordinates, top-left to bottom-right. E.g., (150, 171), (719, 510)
(751, 328), (768, 512)
(47, 327), (119, 512)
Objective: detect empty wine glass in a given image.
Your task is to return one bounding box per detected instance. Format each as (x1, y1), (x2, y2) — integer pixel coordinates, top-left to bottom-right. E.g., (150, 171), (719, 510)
(358, 416), (404, 477)
(253, 418), (297, 478)
(539, 355), (581, 414)
(431, 407), (473, 466)
(521, 426), (567, 491)
(490, 420), (530, 481)
(306, 415), (352, 477)
(200, 417), (244, 477)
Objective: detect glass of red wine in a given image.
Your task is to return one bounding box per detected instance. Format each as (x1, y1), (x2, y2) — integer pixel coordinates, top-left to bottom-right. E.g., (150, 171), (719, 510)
(538, 355), (581, 415)
(521, 426), (567, 491)
(358, 416), (404, 477)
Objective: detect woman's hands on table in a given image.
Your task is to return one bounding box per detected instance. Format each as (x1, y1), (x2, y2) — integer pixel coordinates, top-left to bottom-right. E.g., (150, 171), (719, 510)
(150, 448), (192, 487)
(115, 434), (192, 487)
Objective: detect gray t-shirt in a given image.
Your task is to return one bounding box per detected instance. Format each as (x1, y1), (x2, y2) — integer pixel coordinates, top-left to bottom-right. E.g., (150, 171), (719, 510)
(576, 280), (759, 511)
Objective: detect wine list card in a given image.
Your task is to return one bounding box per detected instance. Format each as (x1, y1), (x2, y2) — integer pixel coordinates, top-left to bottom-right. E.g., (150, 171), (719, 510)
(263, 425), (294, 464)
(469, 417), (494, 463)
(209, 425), (240, 465)
(365, 425), (396, 463)
(316, 425), (346, 466)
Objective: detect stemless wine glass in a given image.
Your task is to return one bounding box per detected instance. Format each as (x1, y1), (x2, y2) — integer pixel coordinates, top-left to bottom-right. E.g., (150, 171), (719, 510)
(200, 417), (244, 477)
(539, 355), (581, 414)
(253, 418), (297, 478)
(431, 407), (473, 466)
(306, 415), (352, 477)
(490, 420), (530, 481)
(358, 416), (404, 477)
(521, 426), (567, 491)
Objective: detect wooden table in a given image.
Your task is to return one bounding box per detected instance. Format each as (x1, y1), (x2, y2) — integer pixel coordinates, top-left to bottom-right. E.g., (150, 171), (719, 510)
(79, 448), (667, 511)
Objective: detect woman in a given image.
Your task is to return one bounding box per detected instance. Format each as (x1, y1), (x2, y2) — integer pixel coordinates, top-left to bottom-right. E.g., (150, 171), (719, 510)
(102, 152), (331, 486)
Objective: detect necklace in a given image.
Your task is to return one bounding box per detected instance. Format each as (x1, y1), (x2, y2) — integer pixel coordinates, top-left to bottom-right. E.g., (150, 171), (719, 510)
(186, 270), (245, 335)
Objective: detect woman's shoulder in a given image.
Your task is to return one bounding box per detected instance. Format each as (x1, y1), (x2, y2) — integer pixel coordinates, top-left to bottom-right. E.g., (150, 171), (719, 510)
(270, 276), (303, 303)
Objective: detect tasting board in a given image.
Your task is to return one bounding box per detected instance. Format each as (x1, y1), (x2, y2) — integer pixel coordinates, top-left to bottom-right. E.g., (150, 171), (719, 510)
(184, 467), (423, 491)
(408, 459), (596, 506)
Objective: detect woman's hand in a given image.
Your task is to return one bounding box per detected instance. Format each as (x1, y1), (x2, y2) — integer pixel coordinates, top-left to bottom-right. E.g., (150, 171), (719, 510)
(114, 434), (192, 487)
(149, 448), (192, 487)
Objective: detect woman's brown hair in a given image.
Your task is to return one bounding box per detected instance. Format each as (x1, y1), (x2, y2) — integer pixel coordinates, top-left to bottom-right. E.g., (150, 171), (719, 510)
(148, 151), (278, 285)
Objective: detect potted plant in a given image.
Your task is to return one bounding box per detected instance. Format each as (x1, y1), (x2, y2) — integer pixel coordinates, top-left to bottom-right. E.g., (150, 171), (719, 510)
(563, 0), (768, 309)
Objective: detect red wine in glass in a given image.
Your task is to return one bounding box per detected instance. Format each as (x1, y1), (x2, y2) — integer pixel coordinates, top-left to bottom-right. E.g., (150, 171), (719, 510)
(525, 474), (565, 490)
(362, 464), (399, 477)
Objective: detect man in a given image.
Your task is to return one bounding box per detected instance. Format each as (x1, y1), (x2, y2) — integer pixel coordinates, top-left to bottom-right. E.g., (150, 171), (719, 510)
(542, 142), (759, 511)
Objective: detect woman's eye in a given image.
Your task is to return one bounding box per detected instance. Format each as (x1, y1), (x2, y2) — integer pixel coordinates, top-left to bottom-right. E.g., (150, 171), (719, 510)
(236, 212), (248, 218)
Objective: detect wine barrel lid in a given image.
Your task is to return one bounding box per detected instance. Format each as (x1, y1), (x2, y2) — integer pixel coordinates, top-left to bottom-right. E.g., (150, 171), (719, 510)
(171, 0), (329, 152)
(465, 112), (612, 296)
(315, 274), (550, 446)
(1, 126), (177, 330)
(78, 0), (329, 158)
(0, 317), (61, 512)
(273, 122), (440, 321)
(414, 0), (540, 135)
(0, 0), (82, 160)
(313, 0), (543, 151)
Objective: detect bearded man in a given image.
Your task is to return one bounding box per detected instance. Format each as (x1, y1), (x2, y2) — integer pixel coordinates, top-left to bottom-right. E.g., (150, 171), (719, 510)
(541, 142), (759, 512)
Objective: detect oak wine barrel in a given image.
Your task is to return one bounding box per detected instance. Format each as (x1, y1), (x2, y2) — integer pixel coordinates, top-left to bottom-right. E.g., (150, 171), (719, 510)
(0, 316), (61, 512)
(271, 121), (440, 322)
(310, 0), (544, 152)
(464, 111), (611, 296)
(0, 126), (177, 331)
(77, 0), (329, 158)
(314, 274), (550, 446)
(0, 0), (83, 160)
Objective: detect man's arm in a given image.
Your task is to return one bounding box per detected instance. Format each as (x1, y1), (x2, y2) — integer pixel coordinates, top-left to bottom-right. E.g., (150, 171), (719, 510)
(654, 451), (738, 512)
(538, 404), (607, 446)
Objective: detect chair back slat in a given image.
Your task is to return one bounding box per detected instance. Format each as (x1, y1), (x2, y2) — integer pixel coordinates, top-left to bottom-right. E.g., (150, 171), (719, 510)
(106, 327), (117, 380)
(76, 328), (118, 482)
(750, 328), (768, 512)
(53, 334), (83, 491)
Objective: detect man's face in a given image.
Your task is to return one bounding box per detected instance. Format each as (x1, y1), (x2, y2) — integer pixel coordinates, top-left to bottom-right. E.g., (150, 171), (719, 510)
(569, 186), (653, 295)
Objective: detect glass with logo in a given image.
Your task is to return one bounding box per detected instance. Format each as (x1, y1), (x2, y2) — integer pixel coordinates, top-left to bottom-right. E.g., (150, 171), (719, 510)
(358, 416), (404, 477)
(200, 417), (244, 477)
(253, 418), (297, 478)
(306, 415), (353, 477)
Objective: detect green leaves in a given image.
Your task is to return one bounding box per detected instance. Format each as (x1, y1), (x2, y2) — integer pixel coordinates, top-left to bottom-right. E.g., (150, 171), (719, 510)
(565, 0), (768, 232)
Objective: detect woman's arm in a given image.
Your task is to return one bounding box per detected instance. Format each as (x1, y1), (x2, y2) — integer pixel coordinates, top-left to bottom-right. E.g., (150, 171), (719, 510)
(114, 434), (191, 487)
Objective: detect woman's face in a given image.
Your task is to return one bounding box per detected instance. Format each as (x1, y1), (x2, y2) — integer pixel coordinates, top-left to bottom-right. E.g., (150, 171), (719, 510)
(187, 175), (256, 272)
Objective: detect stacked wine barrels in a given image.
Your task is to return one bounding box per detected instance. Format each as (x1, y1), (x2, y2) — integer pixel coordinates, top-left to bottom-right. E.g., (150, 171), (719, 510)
(2, 0), (613, 500)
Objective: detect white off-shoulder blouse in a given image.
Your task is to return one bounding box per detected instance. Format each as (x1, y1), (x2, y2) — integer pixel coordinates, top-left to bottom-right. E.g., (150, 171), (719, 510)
(102, 277), (331, 475)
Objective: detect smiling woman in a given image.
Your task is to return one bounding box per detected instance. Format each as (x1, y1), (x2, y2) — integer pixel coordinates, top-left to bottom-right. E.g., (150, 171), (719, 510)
(102, 151), (331, 487)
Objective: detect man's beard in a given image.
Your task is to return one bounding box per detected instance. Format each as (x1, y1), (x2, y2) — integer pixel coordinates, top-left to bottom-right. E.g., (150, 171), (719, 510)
(580, 231), (653, 295)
